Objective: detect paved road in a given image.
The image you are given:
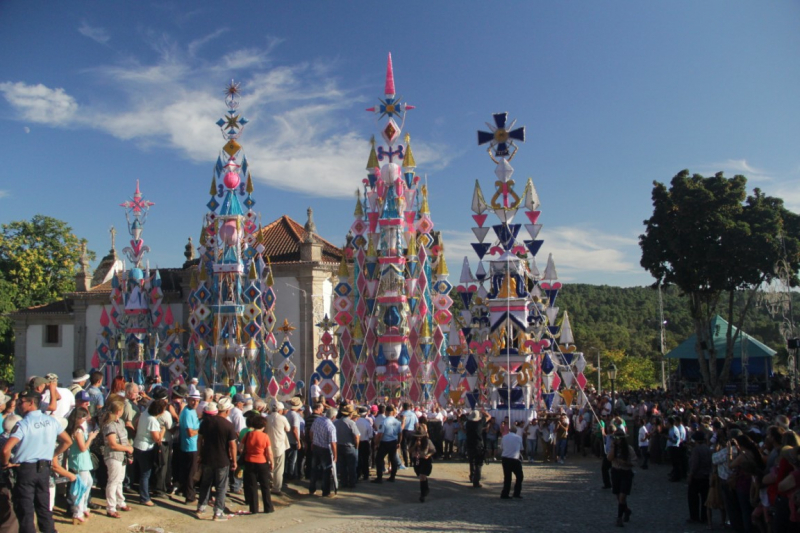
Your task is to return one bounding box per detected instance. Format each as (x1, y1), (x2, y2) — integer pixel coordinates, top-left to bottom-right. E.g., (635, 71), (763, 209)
(61, 454), (704, 533)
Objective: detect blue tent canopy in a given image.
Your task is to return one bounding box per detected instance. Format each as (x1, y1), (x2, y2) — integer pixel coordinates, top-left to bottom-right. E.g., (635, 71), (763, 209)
(665, 315), (775, 381)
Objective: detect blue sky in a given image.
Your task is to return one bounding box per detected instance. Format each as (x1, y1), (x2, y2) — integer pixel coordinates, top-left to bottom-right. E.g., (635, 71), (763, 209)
(1, 2), (799, 287)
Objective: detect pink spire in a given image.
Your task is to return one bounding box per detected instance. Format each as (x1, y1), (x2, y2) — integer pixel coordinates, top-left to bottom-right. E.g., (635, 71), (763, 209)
(135, 179), (141, 196)
(385, 53), (395, 97)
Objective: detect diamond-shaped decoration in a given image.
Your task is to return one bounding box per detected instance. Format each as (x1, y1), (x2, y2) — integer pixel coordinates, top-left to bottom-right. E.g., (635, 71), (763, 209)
(434, 309), (453, 326)
(576, 372), (587, 389)
(278, 341), (295, 359)
(316, 359), (339, 379)
(244, 322), (260, 337)
(382, 118), (400, 144)
(206, 198), (220, 212)
(417, 233), (433, 248)
(243, 195), (255, 209)
(335, 282), (352, 297)
(416, 217), (433, 234)
(433, 279), (453, 294)
(551, 372), (561, 391)
(267, 377), (280, 397)
(334, 311), (353, 326)
(319, 378), (339, 398)
(222, 139), (241, 157)
(278, 360), (296, 378)
(262, 288), (276, 310)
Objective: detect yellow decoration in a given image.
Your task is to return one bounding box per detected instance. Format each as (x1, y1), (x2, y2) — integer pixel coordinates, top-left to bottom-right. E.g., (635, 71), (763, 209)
(406, 233), (417, 257)
(419, 185), (430, 215)
(248, 261), (257, 280)
(366, 136), (379, 170)
(403, 133), (416, 168)
(354, 189), (364, 217)
(222, 139), (241, 157)
(338, 256), (349, 277)
(198, 265), (208, 282)
(209, 172), (217, 196)
(497, 274), (517, 299)
(516, 371), (529, 386)
(189, 269), (198, 290)
(352, 319), (364, 340)
(490, 179), (521, 209)
(449, 390), (463, 404)
(560, 389), (576, 407)
(246, 172), (254, 194)
(436, 253), (449, 277)
(419, 318), (432, 339)
(366, 237), (377, 258)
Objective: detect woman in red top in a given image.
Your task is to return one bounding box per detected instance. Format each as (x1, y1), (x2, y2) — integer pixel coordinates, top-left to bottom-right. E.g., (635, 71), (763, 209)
(242, 415), (274, 514)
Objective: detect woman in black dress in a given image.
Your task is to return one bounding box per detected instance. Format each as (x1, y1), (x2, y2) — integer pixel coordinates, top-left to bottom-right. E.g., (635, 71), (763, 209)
(411, 427), (436, 502)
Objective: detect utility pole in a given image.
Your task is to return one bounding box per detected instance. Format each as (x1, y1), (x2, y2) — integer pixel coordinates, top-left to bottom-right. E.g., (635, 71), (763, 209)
(658, 283), (667, 391)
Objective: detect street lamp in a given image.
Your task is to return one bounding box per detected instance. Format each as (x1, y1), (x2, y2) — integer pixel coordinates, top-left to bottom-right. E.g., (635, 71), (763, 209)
(116, 333), (126, 376)
(607, 362), (618, 415)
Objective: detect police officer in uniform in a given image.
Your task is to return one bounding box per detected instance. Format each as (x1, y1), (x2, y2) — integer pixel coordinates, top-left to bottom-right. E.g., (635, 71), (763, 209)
(1, 389), (72, 533)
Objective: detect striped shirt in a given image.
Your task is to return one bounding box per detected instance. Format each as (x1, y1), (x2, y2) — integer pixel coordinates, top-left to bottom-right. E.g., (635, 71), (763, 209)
(311, 416), (337, 448)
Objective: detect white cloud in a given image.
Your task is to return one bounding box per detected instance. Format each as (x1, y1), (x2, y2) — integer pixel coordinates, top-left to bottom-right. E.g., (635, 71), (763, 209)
(0, 39), (453, 199)
(0, 191), (9, 199)
(440, 224), (641, 283)
(23, 127), (29, 134)
(0, 82), (78, 125)
(78, 21), (110, 44)
(703, 159), (773, 183)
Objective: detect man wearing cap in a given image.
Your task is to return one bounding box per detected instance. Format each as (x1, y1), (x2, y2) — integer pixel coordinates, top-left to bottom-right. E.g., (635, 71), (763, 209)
(284, 397), (304, 481)
(196, 398), (238, 522)
(372, 405), (401, 484)
(334, 405), (360, 488)
(69, 368), (90, 396)
(355, 406), (374, 481)
(28, 376), (58, 415)
(227, 393), (247, 494)
(188, 378), (199, 398)
(2, 390), (73, 533)
(308, 407), (338, 497)
(178, 390), (202, 503)
(266, 401), (290, 495)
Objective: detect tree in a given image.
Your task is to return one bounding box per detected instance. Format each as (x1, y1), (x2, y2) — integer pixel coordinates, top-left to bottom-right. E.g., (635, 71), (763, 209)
(0, 215), (94, 381)
(639, 170), (800, 395)
(584, 348), (659, 392)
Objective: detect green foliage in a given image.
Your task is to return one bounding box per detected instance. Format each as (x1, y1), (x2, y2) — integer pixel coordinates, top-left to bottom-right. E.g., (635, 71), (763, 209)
(0, 215), (94, 382)
(583, 349), (658, 392)
(639, 171), (800, 394)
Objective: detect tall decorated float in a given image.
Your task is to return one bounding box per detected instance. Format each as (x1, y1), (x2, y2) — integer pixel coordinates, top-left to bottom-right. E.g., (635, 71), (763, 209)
(185, 81), (294, 398)
(334, 55), (452, 407)
(449, 114), (590, 417)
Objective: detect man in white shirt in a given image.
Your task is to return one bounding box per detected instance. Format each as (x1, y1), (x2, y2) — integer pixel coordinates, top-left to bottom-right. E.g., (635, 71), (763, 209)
(41, 374), (75, 419)
(500, 430), (523, 499)
(266, 401), (291, 494)
(638, 419), (650, 469)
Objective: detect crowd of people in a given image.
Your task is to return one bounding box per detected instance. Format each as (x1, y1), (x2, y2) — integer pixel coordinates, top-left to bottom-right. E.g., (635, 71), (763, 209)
(1, 365), (800, 532)
(587, 388), (800, 531)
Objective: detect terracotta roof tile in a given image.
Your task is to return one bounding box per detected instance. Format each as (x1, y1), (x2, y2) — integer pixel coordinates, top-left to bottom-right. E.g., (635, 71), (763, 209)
(256, 215), (342, 264)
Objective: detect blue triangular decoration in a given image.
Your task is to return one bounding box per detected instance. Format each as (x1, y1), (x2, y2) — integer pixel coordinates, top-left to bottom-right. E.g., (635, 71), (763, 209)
(562, 353), (574, 365)
(366, 298), (376, 315)
(376, 346), (387, 366)
(220, 190), (244, 216)
(459, 292), (473, 309)
(448, 356), (462, 370)
(546, 288), (559, 307)
(464, 354), (479, 375)
(548, 325), (560, 336)
(398, 345), (410, 366)
(541, 354), (554, 374)
(408, 297), (417, 313)
(420, 343), (432, 361)
(524, 239), (544, 257)
(365, 262), (377, 278)
(471, 243), (491, 259)
(351, 344), (363, 360)
(465, 392), (478, 408)
(543, 392), (555, 409)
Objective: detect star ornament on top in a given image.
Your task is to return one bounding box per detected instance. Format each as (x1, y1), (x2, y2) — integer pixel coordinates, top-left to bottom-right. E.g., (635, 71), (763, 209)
(120, 180), (155, 215)
(477, 113), (525, 163)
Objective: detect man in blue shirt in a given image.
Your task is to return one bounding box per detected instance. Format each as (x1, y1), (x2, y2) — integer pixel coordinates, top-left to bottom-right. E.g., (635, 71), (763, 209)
(399, 402), (419, 468)
(372, 405), (401, 483)
(1, 389), (72, 533)
(178, 391), (202, 504)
